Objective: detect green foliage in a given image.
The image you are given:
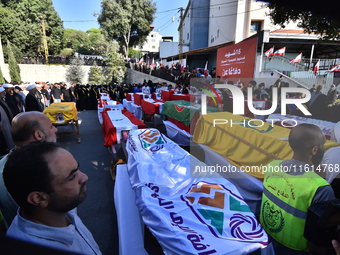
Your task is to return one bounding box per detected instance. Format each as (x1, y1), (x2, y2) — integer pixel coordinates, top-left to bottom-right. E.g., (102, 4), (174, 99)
(100, 42), (126, 85)
(63, 28), (116, 56)
(64, 29), (92, 55)
(87, 28), (102, 45)
(88, 62), (103, 85)
(128, 48), (142, 58)
(91, 35), (117, 56)
(0, 0), (64, 57)
(59, 48), (74, 56)
(7, 40), (21, 83)
(267, 3), (340, 41)
(65, 58), (85, 84)
(98, 0), (156, 58)
(0, 4), (26, 53)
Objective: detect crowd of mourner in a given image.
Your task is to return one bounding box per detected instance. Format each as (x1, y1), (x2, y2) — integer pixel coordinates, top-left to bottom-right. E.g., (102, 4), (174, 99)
(1, 67), (340, 156)
(0, 64), (340, 253)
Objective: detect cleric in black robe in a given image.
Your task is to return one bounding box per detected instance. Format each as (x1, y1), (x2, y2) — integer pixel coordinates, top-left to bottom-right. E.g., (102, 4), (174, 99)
(25, 85), (43, 112)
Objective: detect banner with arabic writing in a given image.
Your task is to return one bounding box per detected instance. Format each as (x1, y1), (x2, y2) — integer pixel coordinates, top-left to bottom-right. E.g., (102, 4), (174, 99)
(216, 38), (258, 81)
(126, 128), (268, 254)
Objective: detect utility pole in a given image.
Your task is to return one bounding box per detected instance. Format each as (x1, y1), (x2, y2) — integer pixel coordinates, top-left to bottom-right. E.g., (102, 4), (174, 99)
(41, 19), (49, 64)
(179, 7), (184, 63)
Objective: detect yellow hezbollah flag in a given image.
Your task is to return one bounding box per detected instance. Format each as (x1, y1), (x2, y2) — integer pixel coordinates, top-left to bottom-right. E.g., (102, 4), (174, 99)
(43, 102), (78, 124)
(193, 112), (338, 179)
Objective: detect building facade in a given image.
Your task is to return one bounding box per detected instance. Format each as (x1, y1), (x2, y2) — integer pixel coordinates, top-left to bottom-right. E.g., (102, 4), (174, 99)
(134, 29), (163, 54)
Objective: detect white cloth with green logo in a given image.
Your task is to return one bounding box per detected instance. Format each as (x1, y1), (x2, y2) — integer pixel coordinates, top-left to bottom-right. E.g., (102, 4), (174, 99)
(126, 128), (268, 255)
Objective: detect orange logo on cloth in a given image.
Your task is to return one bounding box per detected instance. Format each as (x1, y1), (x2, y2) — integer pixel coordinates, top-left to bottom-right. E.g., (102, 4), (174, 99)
(138, 129), (166, 153)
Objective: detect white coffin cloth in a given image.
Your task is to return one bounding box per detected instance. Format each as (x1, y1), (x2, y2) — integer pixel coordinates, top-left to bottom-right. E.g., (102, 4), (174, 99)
(122, 99), (134, 113)
(163, 120), (191, 146)
(266, 113), (335, 138)
(198, 144), (263, 216)
(107, 110), (138, 143)
(122, 99), (142, 120)
(114, 164), (148, 255)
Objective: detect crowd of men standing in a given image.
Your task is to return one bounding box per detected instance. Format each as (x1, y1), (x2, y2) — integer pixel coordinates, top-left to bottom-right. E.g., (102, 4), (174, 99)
(0, 81), (146, 157)
(0, 82), (92, 156)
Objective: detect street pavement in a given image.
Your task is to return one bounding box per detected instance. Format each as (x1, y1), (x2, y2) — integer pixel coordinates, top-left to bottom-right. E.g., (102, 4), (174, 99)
(57, 110), (119, 255)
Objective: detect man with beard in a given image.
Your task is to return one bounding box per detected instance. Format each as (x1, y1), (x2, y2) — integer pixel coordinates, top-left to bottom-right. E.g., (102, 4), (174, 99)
(260, 123), (334, 255)
(3, 141), (101, 254)
(25, 84), (43, 112)
(3, 84), (21, 116)
(0, 111), (58, 226)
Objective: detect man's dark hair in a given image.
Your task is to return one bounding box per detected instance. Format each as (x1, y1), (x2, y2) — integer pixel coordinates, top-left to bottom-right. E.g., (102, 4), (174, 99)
(289, 123), (323, 152)
(249, 80), (257, 87)
(3, 141), (59, 209)
(11, 119), (41, 144)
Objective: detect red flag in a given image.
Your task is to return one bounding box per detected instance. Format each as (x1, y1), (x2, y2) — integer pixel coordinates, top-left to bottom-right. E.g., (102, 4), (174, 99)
(273, 47), (286, 56)
(204, 61), (208, 77)
(150, 58), (155, 67)
(138, 57), (144, 64)
(289, 53), (302, 64)
(180, 59), (186, 73)
(265, 46), (274, 58)
(330, 63), (340, 73)
(314, 59), (320, 75)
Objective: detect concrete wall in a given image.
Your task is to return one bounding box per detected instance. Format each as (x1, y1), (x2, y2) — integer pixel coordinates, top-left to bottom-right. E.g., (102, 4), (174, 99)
(1, 63), (176, 86)
(2, 64), (91, 84)
(126, 68), (176, 85)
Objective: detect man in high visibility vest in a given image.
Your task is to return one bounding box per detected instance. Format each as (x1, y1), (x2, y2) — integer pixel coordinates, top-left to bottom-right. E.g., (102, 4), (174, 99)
(260, 123), (335, 254)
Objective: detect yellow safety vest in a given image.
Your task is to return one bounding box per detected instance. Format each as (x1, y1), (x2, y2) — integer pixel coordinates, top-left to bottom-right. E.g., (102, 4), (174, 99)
(260, 160), (329, 251)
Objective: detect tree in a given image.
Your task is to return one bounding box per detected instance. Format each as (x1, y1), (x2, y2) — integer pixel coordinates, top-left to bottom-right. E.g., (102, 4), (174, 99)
(63, 29), (92, 55)
(91, 35), (117, 56)
(88, 62), (103, 85)
(59, 48), (74, 57)
(62, 28), (116, 56)
(0, 0), (64, 56)
(65, 58), (85, 84)
(266, 2), (340, 40)
(7, 40), (21, 83)
(97, 0), (156, 58)
(128, 48), (142, 59)
(87, 28), (102, 46)
(101, 42), (126, 85)
(0, 4), (27, 54)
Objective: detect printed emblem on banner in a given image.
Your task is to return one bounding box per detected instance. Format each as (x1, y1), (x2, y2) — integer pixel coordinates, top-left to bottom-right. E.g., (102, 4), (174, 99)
(183, 182), (265, 242)
(138, 129), (166, 153)
(174, 104), (186, 112)
(174, 103), (199, 112)
(261, 200), (285, 233)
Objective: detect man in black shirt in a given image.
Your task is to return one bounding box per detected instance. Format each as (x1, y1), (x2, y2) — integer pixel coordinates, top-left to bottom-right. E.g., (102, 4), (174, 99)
(40, 83), (51, 107)
(51, 83), (63, 103)
(61, 83), (71, 102)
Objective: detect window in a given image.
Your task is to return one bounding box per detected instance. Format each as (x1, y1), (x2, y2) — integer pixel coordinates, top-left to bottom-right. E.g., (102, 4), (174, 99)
(250, 21), (262, 34)
(187, 33), (189, 40)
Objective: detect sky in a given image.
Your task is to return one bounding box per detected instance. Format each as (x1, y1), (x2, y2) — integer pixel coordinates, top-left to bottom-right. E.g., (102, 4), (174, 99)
(52, 0), (189, 42)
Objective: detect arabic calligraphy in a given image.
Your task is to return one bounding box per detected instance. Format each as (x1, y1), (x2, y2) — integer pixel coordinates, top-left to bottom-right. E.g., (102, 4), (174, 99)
(224, 49), (241, 58)
(222, 67), (241, 76)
